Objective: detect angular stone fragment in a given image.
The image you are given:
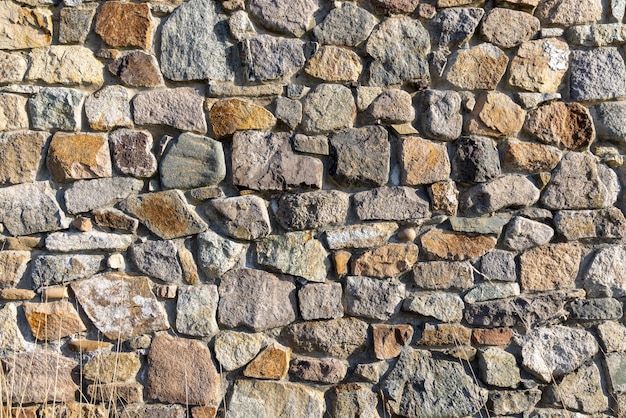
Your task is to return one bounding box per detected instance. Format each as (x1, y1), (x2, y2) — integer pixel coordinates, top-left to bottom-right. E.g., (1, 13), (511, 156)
(325, 222), (397, 250)
(354, 186), (431, 222)
(95, 2), (153, 49)
(207, 195), (271, 240)
(109, 129), (157, 178)
(593, 101), (626, 144)
(306, 46), (362, 82)
(345, 276), (405, 320)
(352, 243), (418, 278)
(568, 23), (626, 46)
(412, 261), (474, 290)
(0, 51), (27, 83)
(120, 190), (207, 239)
(333, 384), (380, 418)
(313, 2), (377, 47)
(0, 252), (27, 290)
(83, 352), (140, 383)
(371, 0), (419, 14)
(482, 8), (539, 49)
(109, 51), (164, 87)
(605, 352), (626, 394)
(472, 328), (513, 346)
(420, 229), (497, 261)
(175, 285), (219, 337)
(434, 7), (484, 48)
(276, 190), (348, 231)
(214, 331), (263, 371)
(597, 321), (626, 352)
(197, 229), (247, 278)
(0, 1), (52, 50)
(242, 35), (305, 82)
(121, 404), (186, 418)
(133, 88), (207, 133)
(353, 361), (390, 383)
(131, 240), (182, 283)
(554, 208), (626, 241)
(93, 208), (138, 233)
(301, 84), (356, 134)
(45, 231), (132, 252)
(244, 343), (291, 380)
(0, 93), (27, 131)
(465, 292), (568, 327)
(371, 324), (413, 360)
(403, 292), (464, 322)
(535, 0), (602, 25)
(229, 10), (256, 41)
(400, 137), (450, 186)
(452, 136), (500, 184)
(421, 90), (462, 142)
(464, 282), (520, 303)
(568, 298), (622, 320)
(298, 282), (343, 321)
(27, 46), (103, 85)
(508, 39), (569, 93)
(524, 102), (594, 150)
(449, 214), (510, 235)
(502, 138), (562, 174)
(273, 97), (301, 129)
(570, 48), (626, 101)
(24, 301), (85, 341)
(84, 85), (132, 131)
(29, 87), (83, 131)
(466, 91), (526, 138)
(430, 180), (458, 215)
(460, 175), (541, 215)
(210, 98), (276, 139)
(445, 43), (508, 90)
(88, 382), (143, 404)
(545, 363), (608, 413)
(31, 255), (103, 288)
(59, 4), (96, 44)
(584, 245), (626, 297)
(248, 0), (317, 37)
(64, 177), (143, 214)
(290, 356), (347, 384)
(520, 243), (582, 292)
(479, 347), (520, 388)
(47, 132), (111, 183)
(0, 303), (27, 354)
(284, 318), (368, 359)
(503, 217), (554, 251)
(232, 131), (323, 190)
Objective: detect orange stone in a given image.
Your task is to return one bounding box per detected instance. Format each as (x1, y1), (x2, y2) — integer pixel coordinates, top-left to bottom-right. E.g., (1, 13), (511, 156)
(0, 288), (35, 300)
(420, 228), (497, 261)
(244, 343), (291, 380)
(47, 132), (112, 183)
(95, 2), (154, 49)
(502, 138), (562, 174)
(400, 137), (451, 186)
(333, 250), (351, 276)
(24, 301), (86, 341)
(192, 406), (218, 418)
(472, 328), (513, 346)
(519, 243), (582, 291)
(419, 323), (472, 346)
(466, 91), (526, 138)
(68, 339), (113, 353)
(372, 324), (413, 360)
(210, 98), (276, 138)
(352, 243), (419, 278)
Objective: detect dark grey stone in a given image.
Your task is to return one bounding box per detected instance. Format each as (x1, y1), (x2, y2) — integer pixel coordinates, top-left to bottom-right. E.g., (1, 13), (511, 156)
(130, 240), (182, 283)
(568, 298), (623, 320)
(452, 136), (501, 184)
(276, 190), (349, 230)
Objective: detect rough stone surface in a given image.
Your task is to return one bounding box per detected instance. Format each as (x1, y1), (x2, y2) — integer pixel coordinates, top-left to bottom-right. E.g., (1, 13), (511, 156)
(301, 84), (356, 134)
(583, 245), (626, 297)
(419, 322), (472, 346)
(0, 1), (52, 50)
(435, 7), (484, 48)
(45, 231), (133, 252)
(176, 285), (219, 337)
(354, 186), (431, 222)
(502, 138), (562, 174)
(597, 321), (626, 352)
(248, 0), (317, 37)
(345, 276), (405, 320)
(449, 214), (510, 235)
(31, 254), (103, 288)
(570, 48), (626, 101)
(0, 93), (27, 131)
(479, 347), (520, 388)
(371, 324), (413, 360)
(503, 216), (554, 250)
(464, 282), (520, 303)
(64, 177), (143, 214)
(132, 88), (207, 133)
(207, 195), (271, 240)
(325, 222), (397, 250)
(242, 35), (305, 82)
(535, 0), (602, 26)
(460, 175), (540, 215)
(0, 303), (27, 354)
(509, 39), (569, 93)
(467, 91), (526, 138)
(421, 90), (462, 141)
(452, 136), (501, 184)
(109, 129), (157, 178)
(403, 291), (464, 322)
(368, 89), (414, 124)
(84, 85), (132, 131)
(482, 8), (540, 49)
(420, 228), (497, 261)
(524, 102), (594, 150)
(445, 43), (508, 90)
(197, 229), (247, 278)
(546, 362), (608, 413)
(244, 343), (291, 380)
(554, 207), (626, 241)
(430, 180), (459, 215)
(29, 87), (84, 131)
(23, 301), (85, 341)
(0, 251), (30, 287)
(47, 132), (111, 183)
(59, 4), (96, 44)
(313, 2), (378, 46)
(351, 243), (418, 278)
(108, 51), (164, 87)
(83, 352), (140, 383)
(298, 282), (344, 320)
(306, 46), (362, 82)
(519, 243), (581, 291)
(284, 318), (368, 359)
(27, 46), (104, 85)
(209, 98), (276, 138)
(568, 297), (623, 320)
(290, 356), (347, 384)
(412, 261), (474, 290)
(95, 2), (153, 49)
(274, 97), (302, 129)
(276, 191), (349, 231)
(131, 240), (182, 283)
(214, 331), (263, 371)
(0, 51), (27, 83)
(400, 136), (450, 186)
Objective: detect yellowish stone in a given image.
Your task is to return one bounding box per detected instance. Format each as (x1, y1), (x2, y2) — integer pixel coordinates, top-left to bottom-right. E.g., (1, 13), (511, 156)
(23, 301), (86, 341)
(210, 98), (276, 138)
(244, 343), (291, 380)
(47, 132), (112, 183)
(305, 45), (362, 82)
(0, 1), (52, 50)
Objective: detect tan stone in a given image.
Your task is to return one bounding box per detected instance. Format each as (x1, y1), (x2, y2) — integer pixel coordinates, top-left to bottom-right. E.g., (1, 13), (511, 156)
(352, 243), (419, 278)
(0, 93), (28, 131)
(0, 1), (52, 50)
(466, 91), (526, 138)
(244, 343), (291, 380)
(372, 324), (413, 360)
(83, 352), (140, 383)
(27, 46), (104, 86)
(400, 136), (451, 186)
(47, 132), (112, 183)
(210, 98), (276, 138)
(40, 402), (108, 418)
(0, 51), (26, 83)
(0, 236), (43, 251)
(496, 0), (538, 12)
(472, 328), (513, 346)
(4, 406), (38, 418)
(72, 216), (92, 232)
(0, 250), (30, 288)
(429, 180), (458, 216)
(95, 1), (154, 49)
(509, 39), (570, 93)
(412, 261), (474, 290)
(305, 45), (362, 82)
(0, 288), (35, 300)
(481, 8), (540, 49)
(502, 138), (562, 174)
(419, 323), (472, 345)
(535, 0), (602, 26)
(179, 247), (199, 284)
(0, 130), (48, 186)
(333, 250), (351, 276)
(109, 51), (164, 87)
(24, 301), (86, 341)
(191, 406), (218, 418)
(524, 101), (594, 150)
(87, 382), (143, 404)
(420, 229), (497, 261)
(519, 243), (582, 291)
(41, 286), (69, 301)
(445, 43), (508, 90)
(68, 339), (113, 353)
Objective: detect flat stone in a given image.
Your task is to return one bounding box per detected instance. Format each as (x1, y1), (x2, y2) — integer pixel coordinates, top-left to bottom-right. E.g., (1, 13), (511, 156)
(472, 328), (513, 346)
(27, 46), (103, 85)
(445, 43), (508, 90)
(95, 1), (153, 49)
(371, 324), (413, 360)
(333, 384), (380, 418)
(306, 45), (362, 82)
(160, 0), (233, 81)
(120, 190), (208, 239)
(301, 83), (355, 134)
(243, 343), (291, 380)
(400, 137), (450, 186)
(536, 0), (602, 25)
(345, 276), (405, 320)
(464, 282), (520, 303)
(274, 97), (302, 129)
(412, 261), (474, 290)
(84, 85), (132, 131)
(83, 352), (140, 383)
(209, 98), (276, 138)
(545, 362), (608, 413)
(449, 215), (509, 236)
(568, 298), (623, 320)
(298, 282), (344, 321)
(88, 383), (143, 404)
(452, 136), (501, 184)
(509, 39), (569, 93)
(466, 91), (526, 138)
(0, 1), (52, 49)
(93, 208), (138, 233)
(121, 404), (186, 418)
(482, 8), (539, 49)
(0, 93), (27, 130)
(109, 51), (164, 87)
(0, 250), (29, 289)
(176, 285), (219, 337)
(256, 231), (328, 282)
(71, 272), (169, 339)
(503, 217), (554, 251)
(59, 4), (96, 44)
(197, 229), (247, 278)
(605, 352), (626, 393)
(430, 180), (458, 215)
(597, 321), (626, 352)
(567, 23), (626, 47)
(187, 186), (224, 201)
(352, 243), (418, 278)
(29, 87), (83, 131)
(0, 51), (27, 83)
(554, 208), (626, 241)
(520, 243), (581, 291)
(147, 334), (220, 406)
(23, 301), (85, 340)
(232, 131), (323, 190)
(490, 390), (542, 416)
(290, 355), (347, 384)
(284, 317), (368, 359)
(207, 195), (271, 240)
(420, 228), (497, 261)
(368, 89), (414, 124)
(207, 82), (283, 97)
(521, 325), (598, 382)
(242, 35), (305, 82)
(0, 303), (27, 354)
(502, 138), (562, 174)
(131, 240), (182, 283)
(353, 186), (431, 222)
(47, 132), (111, 183)
(30, 254), (103, 288)
(584, 245), (626, 297)
(524, 102), (594, 150)
(403, 292), (464, 322)
(438, 0), (486, 7)
(325, 222), (397, 250)
(214, 331), (263, 371)
(276, 190), (348, 231)
(516, 92), (562, 108)
(479, 347), (520, 388)
(435, 7), (484, 48)
(218, 268), (296, 331)
(420, 323), (471, 346)
(133, 88), (207, 133)
(248, 0), (316, 36)
(421, 90), (462, 141)
(160, 132), (225, 189)
(593, 101), (626, 144)
(109, 129), (157, 178)
(460, 175), (541, 215)
(313, 2), (377, 47)
(371, 0), (419, 14)
(64, 177), (143, 214)
(570, 48), (626, 101)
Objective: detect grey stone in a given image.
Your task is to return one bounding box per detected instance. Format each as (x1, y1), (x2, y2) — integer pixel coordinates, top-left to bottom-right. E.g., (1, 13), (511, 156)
(554, 208), (626, 241)
(0, 130), (48, 185)
(452, 136), (501, 184)
(31, 254), (104, 288)
(121, 404), (186, 418)
(248, 0), (317, 37)
(435, 7), (484, 48)
(207, 195), (271, 240)
(276, 190), (349, 230)
(503, 217), (554, 251)
(480, 250), (517, 282)
(382, 348), (487, 418)
(345, 276), (405, 320)
(0, 51), (27, 83)
(568, 298), (623, 320)
(412, 261), (474, 290)
(0, 181), (68, 236)
(403, 291), (464, 322)
(521, 325), (598, 382)
(275, 96), (302, 129)
(298, 282), (344, 320)
(605, 352), (626, 393)
(461, 175), (541, 215)
(197, 229), (247, 278)
(0, 93), (27, 131)
(301, 83), (356, 134)
(597, 321), (626, 352)
(0, 303), (27, 355)
(567, 23), (626, 46)
(109, 129), (158, 178)
(130, 240), (182, 283)
(592, 101), (626, 144)
(584, 245), (626, 297)
(218, 268), (296, 331)
(46, 231), (133, 252)
(59, 4), (96, 44)
(490, 390), (542, 416)
(353, 186), (431, 222)
(333, 384), (380, 418)
(84, 85), (132, 131)
(214, 331), (263, 371)
(160, 132), (225, 190)
(313, 2), (378, 46)
(421, 90), (462, 141)
(284, 317), (368, 359)
(479, 347), (520, 388)
(64, 177), (144, 214)
(207, 82), (284, 97)
(329, 126), (390, 187)
(368, 89), (415, 124)
(481, 8), (540, 49)
(256, 231), (328, 282)
(354, 361), (391, 383)
(325, 222), (397, 250)
(515, 92), (562, 109)
(242, 35), (305, 82)
(545, 362), (608, 413)
(366, 16), (430, 86)
(160, 0), (233, 81)
(229, 10), (256, 41)
(29, 87), (83, 131)
(176, 285), (219, 337)
(132, 88), (207, 133)
(292, 134), (329, 155)
(449, 214), (511, 235)
(464, 282), (520, 303)
(612, 0), (626, 21)
(570, 48), (626, 101)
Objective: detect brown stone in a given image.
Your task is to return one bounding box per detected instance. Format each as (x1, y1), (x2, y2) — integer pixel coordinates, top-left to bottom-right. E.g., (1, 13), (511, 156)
(0, 288), (35, 300)
(445, 43), (508, 90)
(179, 247), (199, 284)
(93, 208), (139, 233)
(289, 356), (348, 383)
(108, 51), (164, 87)
(88, 382), (143, 404)
(110, 129), (157, 178)
(466, 91), (526, 138)
(24, 301), (86, 341)
(47, 132), (112, 183)
(72, 216), (92, 232)
(41, 402), (108, 418)
(519, 243), (582, 291)
(412, 261), (474, 290)
(0, 237), (43, 251)
(535, 0), (602, 26)
(430, 180), (458, 216)
(438, 0), (485, 6)
(95, 2), (154, 49)
(244, 343), (291, 380)
(284, 317), (368, 359)
(83, 352), (141, 383)
(496, 0), (538, 11)
(68, 339), (113, 353)
(481, 8), (540, 49)
(502, 138), (562, 174)
(472, 328), (513, 346)
(3, 406), (38, 418)
(372, 324), (413, 360)
(524, 101), (594, 150)
(370, 0), (419, 13)
(147, 334), (221, 406)
(333, 251), (351, 276)
(400, 137), (451, 186)
(0, 250), (30, 288)
(0, 2), (52, 50)
(191, 406), (218, 418)
(419, 323), (472, 346)
(305, 45), (362, 82)
(210, 98), (276, 138)
(420, 229), (497, 261)
(509, 39), (570, 93)
(351, 243), (419, 278)
(0, 93), (28, 131)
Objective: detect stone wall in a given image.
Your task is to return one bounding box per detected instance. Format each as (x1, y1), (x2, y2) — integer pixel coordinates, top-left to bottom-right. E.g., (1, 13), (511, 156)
(1, 0), (625, 416)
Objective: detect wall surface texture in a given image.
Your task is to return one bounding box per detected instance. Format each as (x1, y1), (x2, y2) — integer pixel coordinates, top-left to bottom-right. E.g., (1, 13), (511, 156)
(1, 0), (626, 416)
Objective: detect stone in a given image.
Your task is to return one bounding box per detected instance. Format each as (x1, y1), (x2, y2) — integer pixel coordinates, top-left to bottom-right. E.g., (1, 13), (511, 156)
(188, 186), (225, 201)
(274, 97), (302, 129)
(420, 228), (497, 261)
(47, 132), (111, 183)
(83, 352), (140, 383)
(429, 180), (458, 215)
(464, 282), (521, 303)
(368, 89), (414, 124)
(177, 247), (198, 284)
(472, 328), (513, 346)
(84, 85), (132, 131)
(242, 35), (305, 82)
(521, 325), (598, 382)
(88, 383), (143, 404)
(357, 86), (384, 111)
(325, 222), (397, 250)
(438, 0), (485, 6)
(449, 215), (510, 235)
(160, 0), (233, 81)
(597, 321), (626, 352)
(59, 4), (96, 44)
(306, 46), (362, 82)
(292, 134), (329, 155)
(109, 129), (157, 178)
(541, 152), (618, 210)
(72, 216), (91, 232)
(176, 285), (219, 337)
(0, 1), (52, 49)
(570, 48), (626, 101)
(147, 334), (220, 406)
(382, 348), (487, 418)
(333, 251), (350, 276)
(490, 390), (543, 416)
(479, 347), (520, 388)
(313, 2), (377, 47)
(27, 46), (103, 85)
(301, 84), (356, 134)
(160, 132), (225, 189)
(400, 137), (450, 186)
(520, 243), (581, 291)
(371, 324), (413, 360)
(412, 261), (474, 290)
(524, 102), (594, 150)
(207, 82), (283, 97)
(568, 298), (623, 320)
(503, 217), (554, 251)
(214, 331), (263, 371)
(354, 186), (431, 222)
(452, 136), (500, 184)
(0, 251), (29, 288)
(351, 243), (419, 278)
(509, 39), (569, 94)
(0, 51), (27, 83)
(290, 356), (347, 383)
(502, 139), (562, 174)
(445, 43), (508, 90)
(284, 317), (368, 359)
(535, 0), (602, 25)
(131, 240), (182, 283)
(593, 101), (626, 144)
(605, 352), (626, 393)
(434, 7), (484, 48)
(244, 343), (291, 380)
(567, 23), (626, 46)
(120, 404), (186, 418)
(0, 181), (69, 236)
(298, 282), (344, 320)
(466, 91), (526, 138)
(276, 190), (348, 231)
(29, 87), (83, 131)
(209, 98), (276, 138)
(218, 268), (296, 331)
(366, 16), (430, 86)
(95, 1), (153, 49)
(207, 195), (271, 240)
(0, 93), (27, 130)
(554, 208), (626, 241)
(45, 231), (132, 253)
(371, 0), (419, 14)
(0, 303), (27, 354)
(516, 92), (562, 108)
(480, 250), (517, 282)
(23, 301), (85, 341)
(232, 131), (323, 190)
(584, 245), (626, 297)
(1, 351), (77, 404)
(109, 51), (164, 87)
(71, 272), (169, 340)
(421, 90), (462, 141)
(354, 361), (390, 383)
(333, 384), (380, 418)
(229, 10), (256, 41)
(460, 175), (541, 215)
(197, 229), (247, 278)
(612, 0), (626, 21)
(481, 8), (540, 49)
(546, 363), (608, 413)
(345, 276), (405, 320)
(227, 380), (325, 418)
(64, 177), (143, 214)
(133, 88), (207, 133)
(256, 231), (328, 282)
(120, 190), (208, 239)
(248, 0), (317, 36)
(403, 292), (464, 322)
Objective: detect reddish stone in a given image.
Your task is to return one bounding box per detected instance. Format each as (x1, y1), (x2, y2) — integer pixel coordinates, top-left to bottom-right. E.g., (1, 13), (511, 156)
(472, 328), (513, 345)
(95, 2), (154, 49)
(372, 324), (413, 359)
